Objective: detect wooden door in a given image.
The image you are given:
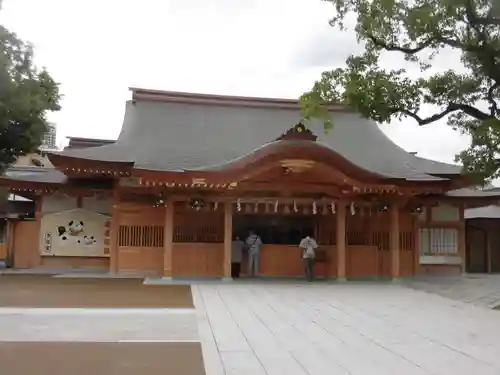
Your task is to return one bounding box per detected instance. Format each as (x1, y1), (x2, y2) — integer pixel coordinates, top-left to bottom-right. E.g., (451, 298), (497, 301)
(13, 220), (40, 268)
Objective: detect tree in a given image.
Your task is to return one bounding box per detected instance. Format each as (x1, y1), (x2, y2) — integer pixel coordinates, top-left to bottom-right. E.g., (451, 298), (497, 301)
(0, 9), (60, 171)
(300, 0), (500, 181)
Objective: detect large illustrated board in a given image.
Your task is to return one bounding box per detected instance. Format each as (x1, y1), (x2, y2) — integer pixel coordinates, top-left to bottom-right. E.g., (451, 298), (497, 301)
(40, 208), (111, 257)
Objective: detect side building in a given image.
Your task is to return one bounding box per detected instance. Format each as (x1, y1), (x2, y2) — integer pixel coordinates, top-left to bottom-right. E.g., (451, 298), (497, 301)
(1, 88), (499, 278)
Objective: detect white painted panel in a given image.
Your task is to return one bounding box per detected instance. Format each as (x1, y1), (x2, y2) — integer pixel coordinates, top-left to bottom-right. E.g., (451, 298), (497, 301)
(39, 208), (111, 257)
(431, 204), (459, 221)
(82, 194), (112, 215)
(41, 193), (77, 214)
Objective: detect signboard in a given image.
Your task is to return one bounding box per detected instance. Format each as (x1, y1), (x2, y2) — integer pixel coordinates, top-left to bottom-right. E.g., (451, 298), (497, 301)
(39, 208), (111, 257)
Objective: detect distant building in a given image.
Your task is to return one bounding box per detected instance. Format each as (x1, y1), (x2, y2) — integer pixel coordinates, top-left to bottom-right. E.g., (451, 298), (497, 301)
(40, 123), (57, 151)
(64, 136), (115, 150)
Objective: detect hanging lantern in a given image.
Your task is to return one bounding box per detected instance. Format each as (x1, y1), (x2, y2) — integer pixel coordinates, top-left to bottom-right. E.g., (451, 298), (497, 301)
(312, 201), (317, 215)
(213, 201), (219, 211)
(293, 200), (298, 213)
(274, 199), (279, 213)
(350, 202), (355, 216)
(237, 198), (242, 212)
(153, 192), (167, 207)
(331, 202), (336, 214)
(190, 198), (205, 211)
(411, 204), (423, 214)
(378, 204), (388, 213)
(254, 202), (259, 213)
(283, 204), (290, 214)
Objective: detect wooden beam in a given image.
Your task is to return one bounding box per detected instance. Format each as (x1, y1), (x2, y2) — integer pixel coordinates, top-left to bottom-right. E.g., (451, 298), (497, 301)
(235, 182), (347, 196)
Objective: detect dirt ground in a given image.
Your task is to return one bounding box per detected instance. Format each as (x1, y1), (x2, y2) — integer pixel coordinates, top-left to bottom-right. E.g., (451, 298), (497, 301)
(0, 342), (205, 375)
(0, 275), (193, 308)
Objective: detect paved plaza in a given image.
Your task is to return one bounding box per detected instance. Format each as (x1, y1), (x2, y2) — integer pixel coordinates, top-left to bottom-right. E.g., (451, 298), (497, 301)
(403, 274), (500, 309)
(194, 281), (500, 375)
(2, 276), (500, 374)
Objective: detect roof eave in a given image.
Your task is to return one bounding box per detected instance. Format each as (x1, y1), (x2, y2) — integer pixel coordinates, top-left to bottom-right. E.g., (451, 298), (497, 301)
(48, 153), (135, 177)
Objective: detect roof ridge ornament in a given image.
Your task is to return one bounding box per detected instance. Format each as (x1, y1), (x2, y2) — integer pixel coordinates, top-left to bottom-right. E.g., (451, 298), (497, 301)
(276, 122), (318, 142)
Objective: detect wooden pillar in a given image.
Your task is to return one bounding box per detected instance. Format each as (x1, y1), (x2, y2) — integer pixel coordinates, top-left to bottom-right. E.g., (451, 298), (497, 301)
(6, 219), (14, 267)
(413, 216), (420, 276)
(109, 189), (120, 273)
(163, 199), (174, 278)
(336, 201), (347, 280)
(34, 196), (42, 267)
(458, 204), (467, 274)
(486, 230), (492, 274)
(223, 202), (233, 279)
(390, 203), (400, 278)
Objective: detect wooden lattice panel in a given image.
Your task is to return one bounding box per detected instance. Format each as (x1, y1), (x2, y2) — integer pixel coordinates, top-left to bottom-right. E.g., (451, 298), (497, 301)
(318, 216), (336, 245)
(118, 225), (164, 248)
(347, 216), (371, 246)
(399, 231), (415, 251)
(173, 209), (224, 243)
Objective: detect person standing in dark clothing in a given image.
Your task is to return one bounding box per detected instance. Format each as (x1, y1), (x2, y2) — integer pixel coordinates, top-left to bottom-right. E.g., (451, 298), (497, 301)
(231, 235), (244, 278)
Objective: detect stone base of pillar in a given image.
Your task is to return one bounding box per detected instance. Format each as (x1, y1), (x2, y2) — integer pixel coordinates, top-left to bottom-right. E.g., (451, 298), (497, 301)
(336, 277), (347, 282)
(221, 277), (233, 282)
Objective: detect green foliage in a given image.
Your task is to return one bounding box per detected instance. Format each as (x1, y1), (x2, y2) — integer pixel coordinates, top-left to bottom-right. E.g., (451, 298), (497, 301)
(0, 16), (60, 171)
(301, 0), (500, 181)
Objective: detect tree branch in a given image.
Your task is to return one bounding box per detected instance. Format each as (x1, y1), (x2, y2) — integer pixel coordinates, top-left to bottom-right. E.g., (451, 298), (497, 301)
(487, 82), (500, 115)
(366, 34), (435, 54)
(396, 103), (491, 126)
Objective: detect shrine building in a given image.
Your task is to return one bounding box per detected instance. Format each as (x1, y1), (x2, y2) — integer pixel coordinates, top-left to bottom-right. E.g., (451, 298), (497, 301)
(2, 88), (500, 279)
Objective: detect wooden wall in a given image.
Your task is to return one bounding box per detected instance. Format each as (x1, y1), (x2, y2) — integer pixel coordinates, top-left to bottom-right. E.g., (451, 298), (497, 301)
(316, 210), (416, 278)
(10, 194), (113, 271)
(12, 220), (39, 268)
(11, 197), (417, 278)
(116, 206), (164, 275)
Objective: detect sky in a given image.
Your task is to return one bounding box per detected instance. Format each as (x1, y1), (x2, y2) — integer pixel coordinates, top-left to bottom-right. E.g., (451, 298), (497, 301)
(0, 0), (470, 164)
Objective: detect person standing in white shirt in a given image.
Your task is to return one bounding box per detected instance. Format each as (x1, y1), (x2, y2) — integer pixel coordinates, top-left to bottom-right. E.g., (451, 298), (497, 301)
(245, 230), (263, 277)
(299, 233), (318, 282)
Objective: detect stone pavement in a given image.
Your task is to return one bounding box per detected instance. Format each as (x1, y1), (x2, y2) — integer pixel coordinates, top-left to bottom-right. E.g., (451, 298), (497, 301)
(403, 274), (500, 309)
(0, 308), (198, 341)
(2, 277), (500, 374)
(192, 281), (500, 375)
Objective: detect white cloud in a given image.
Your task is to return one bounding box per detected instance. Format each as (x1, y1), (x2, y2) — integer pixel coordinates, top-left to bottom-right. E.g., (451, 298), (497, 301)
(0, 0), (469, 164)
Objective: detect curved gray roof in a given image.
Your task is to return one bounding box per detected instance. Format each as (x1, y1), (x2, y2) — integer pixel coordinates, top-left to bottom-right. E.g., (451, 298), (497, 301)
(56, 93), (462, 181)
(465, 205), (500, 219)
(4, 168), (67, 184)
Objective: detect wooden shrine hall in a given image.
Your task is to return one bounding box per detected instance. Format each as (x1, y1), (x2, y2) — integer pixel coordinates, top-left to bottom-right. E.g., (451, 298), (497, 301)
(2, 88), (500, 279)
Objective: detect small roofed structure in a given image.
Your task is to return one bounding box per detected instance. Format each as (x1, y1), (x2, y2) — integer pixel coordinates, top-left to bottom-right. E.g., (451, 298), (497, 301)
(464, 189), (500, 273)
(1, 87), (500, 278)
